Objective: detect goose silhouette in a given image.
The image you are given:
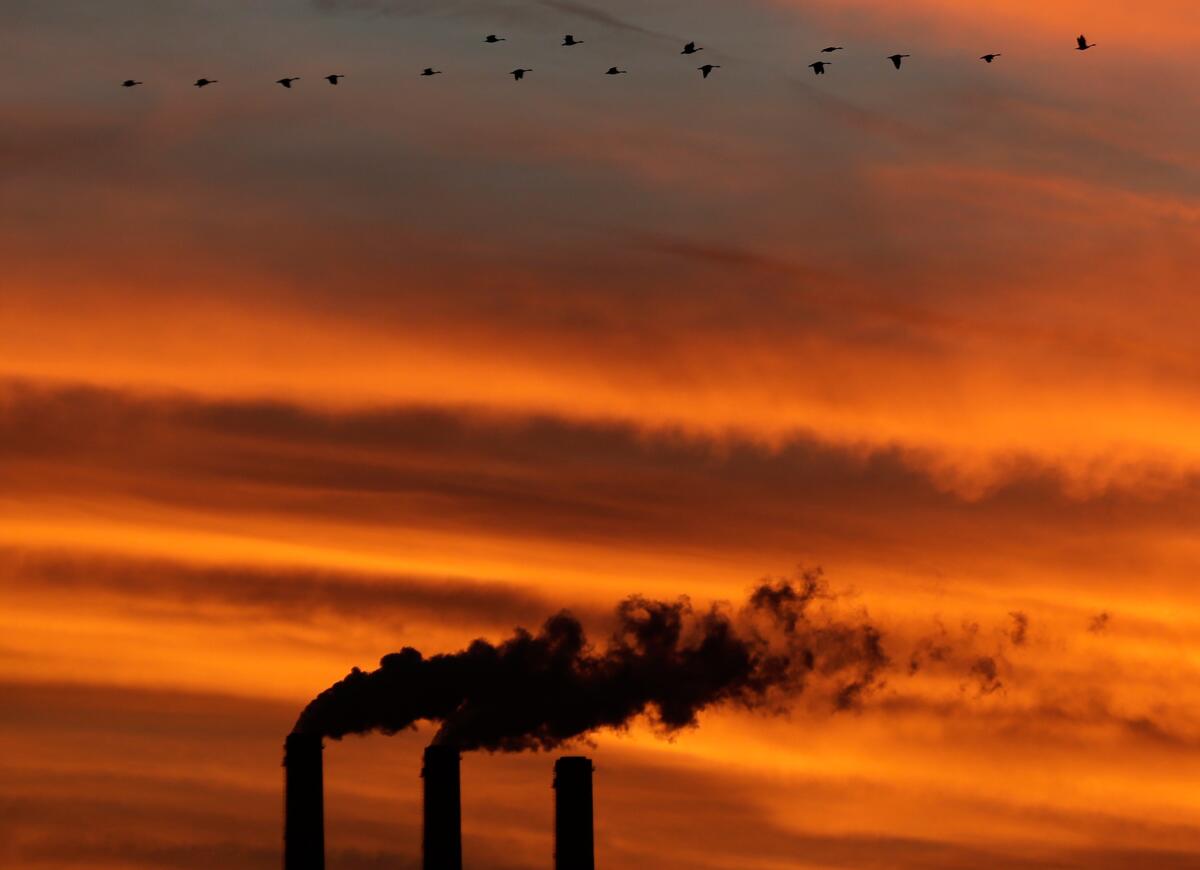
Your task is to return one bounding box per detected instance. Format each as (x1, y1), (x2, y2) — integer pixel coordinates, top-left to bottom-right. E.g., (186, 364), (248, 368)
(681, 41), (702, 55)
(698, 63), (720, 78)
(325, 74), (345, 85)
(1076, 34), (1095, 50)
(605, 67), (628, 75)
(980, 53), (1002, 63)
(194, 78), (217, 87)
(809, 61), (830, 75)
(276, 77), (300, 88)
(511, 68), (532, 80)
(121, 79), (142, 87)
(888, 53), (910, 69)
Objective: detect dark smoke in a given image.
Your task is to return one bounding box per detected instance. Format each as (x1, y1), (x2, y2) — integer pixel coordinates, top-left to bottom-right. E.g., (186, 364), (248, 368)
(294, 574), (888, 750)
(969, 656), (1003, 695)
(1008, 611), (1029, 646)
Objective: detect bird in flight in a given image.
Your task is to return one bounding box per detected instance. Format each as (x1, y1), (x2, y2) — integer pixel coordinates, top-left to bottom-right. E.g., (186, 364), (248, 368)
(809, 61), (830, 75)
(698, 63), (720, 78)
(511, 68), (532, 80)
(980, 53), (1002, 63)
(605, 66), (628, 75)
(821, 46), (843, 53)
(121, 79), (142, 87)
(1075, 34), (1095, 50)
(681, 41), (702, 54)
(888, 53), (910, 69)
(485, 34), (506, 43)
(421, 68), (442, 76)
(276, 77), (300, 88)
(562, 34), (583, 46)
(325, 74), (345, 85)
(194, 78), (217, 87)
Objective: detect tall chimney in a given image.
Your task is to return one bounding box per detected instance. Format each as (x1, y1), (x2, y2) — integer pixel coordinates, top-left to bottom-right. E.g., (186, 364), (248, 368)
(553, 756), (595, 870)
(422, 745), (463, 870)
(283, 732), (325, 870)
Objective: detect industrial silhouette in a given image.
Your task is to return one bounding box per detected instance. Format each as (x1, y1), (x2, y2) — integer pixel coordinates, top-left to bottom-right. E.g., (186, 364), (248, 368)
(281, 737), (598, 870)
(554, 757), (596, 870)
(279, 578), (1036, 867)
(422, 746), (463, 870)
(283, 733), (324, 870)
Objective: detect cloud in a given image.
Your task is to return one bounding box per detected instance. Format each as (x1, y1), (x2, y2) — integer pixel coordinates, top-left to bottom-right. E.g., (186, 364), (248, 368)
(7, 377), (1200, 606)
(310, 0), (675, 39)
(0, 547), (574, 631)
(310, 0), (449, 15)
(534, 0), (675, 39)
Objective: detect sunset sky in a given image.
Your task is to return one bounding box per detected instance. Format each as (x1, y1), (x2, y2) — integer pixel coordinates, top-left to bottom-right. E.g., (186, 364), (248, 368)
(3, 0), (1200, 867)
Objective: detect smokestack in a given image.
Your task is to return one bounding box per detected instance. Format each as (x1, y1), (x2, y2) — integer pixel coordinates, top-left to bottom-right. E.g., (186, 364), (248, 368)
(422, 745), (463, 870)
(283, 733), (325, 870)
(553, 756), (595, 870)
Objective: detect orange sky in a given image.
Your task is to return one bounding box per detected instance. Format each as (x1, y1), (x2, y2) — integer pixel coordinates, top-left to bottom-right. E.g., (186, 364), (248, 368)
(2, 0), (1200, 868)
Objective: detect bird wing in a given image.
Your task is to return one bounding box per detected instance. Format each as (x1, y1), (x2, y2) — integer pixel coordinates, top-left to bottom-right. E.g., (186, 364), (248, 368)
(1077, 34), (1087, 48)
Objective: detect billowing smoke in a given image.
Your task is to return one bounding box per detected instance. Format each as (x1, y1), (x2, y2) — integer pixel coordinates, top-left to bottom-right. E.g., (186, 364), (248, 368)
(293, 575), (888, 750)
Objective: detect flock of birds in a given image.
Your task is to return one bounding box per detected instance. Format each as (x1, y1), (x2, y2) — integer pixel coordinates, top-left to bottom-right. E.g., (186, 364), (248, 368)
(118, 33), (1100, 88)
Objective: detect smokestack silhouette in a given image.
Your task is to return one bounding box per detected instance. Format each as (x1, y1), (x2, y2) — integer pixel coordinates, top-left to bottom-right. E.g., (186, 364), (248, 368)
(294, 575), (887, 750)
(554, 757), (595, 870)
(422, 745), (463, 870)
(283, 733), (325, 870)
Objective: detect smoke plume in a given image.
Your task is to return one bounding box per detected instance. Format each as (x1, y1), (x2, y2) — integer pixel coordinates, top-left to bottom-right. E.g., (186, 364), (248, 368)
(294, 574), (888, 750)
